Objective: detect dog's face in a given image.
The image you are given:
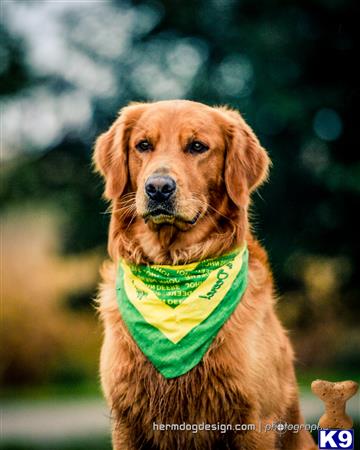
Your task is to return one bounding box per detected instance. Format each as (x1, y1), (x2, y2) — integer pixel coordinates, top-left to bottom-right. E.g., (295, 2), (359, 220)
(94, 100), (270, 261)
(128, 102), (228, 230)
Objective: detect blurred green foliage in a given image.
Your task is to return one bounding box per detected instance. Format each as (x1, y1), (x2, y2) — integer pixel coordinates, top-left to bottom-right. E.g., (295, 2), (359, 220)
(1, 0), (359, 389)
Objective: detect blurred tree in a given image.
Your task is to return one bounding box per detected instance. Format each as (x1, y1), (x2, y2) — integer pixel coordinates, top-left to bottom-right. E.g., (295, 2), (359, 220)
(0, 24), (29, 95)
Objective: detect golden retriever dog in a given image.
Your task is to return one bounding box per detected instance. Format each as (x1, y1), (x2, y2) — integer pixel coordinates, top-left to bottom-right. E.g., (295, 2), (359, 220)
(94, 100), (316, 450)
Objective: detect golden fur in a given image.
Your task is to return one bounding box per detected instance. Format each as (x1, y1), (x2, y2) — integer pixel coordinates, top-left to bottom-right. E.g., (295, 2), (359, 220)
(94, 100), (316, 449)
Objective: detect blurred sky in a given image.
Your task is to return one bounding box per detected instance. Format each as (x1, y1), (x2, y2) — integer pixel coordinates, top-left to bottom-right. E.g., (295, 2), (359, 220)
(2, 0), (211, 157)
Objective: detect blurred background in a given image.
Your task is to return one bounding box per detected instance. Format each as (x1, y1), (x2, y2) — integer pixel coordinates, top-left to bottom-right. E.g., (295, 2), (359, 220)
(1, 0), (359, 448)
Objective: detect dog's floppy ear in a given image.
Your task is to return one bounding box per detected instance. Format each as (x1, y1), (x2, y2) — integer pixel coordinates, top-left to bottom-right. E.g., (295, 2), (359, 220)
(93, 103), (146, 200)
(217, 107), (270, 208)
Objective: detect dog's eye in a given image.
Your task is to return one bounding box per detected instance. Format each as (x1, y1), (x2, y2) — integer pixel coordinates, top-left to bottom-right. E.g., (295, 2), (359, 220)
(187, 140), (209, 154)
(136, 140), (152, 152)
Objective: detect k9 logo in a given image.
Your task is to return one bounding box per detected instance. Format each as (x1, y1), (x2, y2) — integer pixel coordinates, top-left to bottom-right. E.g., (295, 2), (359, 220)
(318, 429), (354, 449)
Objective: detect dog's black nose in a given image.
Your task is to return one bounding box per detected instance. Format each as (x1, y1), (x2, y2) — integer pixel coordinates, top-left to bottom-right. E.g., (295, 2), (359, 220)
(145, 175), (176, 202)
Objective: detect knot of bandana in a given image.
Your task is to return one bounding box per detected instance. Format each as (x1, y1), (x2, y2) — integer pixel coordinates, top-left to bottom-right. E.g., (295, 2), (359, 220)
(116, 246), (249, 378)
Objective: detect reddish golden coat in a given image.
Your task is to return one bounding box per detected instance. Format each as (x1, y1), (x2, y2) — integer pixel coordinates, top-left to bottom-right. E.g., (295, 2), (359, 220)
(94, 100), (316, 450)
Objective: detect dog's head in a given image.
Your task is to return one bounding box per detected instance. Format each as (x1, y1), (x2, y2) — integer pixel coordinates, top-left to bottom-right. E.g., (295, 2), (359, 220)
(94, 100), (269, 263)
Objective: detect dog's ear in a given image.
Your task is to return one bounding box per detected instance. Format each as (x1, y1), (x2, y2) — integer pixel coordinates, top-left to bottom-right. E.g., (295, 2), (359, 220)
(93, 103), (146, 200)
(217, 107), (270, 208)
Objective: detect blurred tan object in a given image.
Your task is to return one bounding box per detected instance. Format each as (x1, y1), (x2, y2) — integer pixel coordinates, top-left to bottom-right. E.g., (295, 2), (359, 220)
(311, 379), (359, 429)
(1, 209), (103, 385)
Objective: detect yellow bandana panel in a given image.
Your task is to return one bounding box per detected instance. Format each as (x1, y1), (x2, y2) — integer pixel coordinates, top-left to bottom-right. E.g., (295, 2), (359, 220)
(121, 247), (246, 344)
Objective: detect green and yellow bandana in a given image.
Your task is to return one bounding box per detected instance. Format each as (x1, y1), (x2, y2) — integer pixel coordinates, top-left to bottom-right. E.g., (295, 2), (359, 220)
(116, 246), (249, 378)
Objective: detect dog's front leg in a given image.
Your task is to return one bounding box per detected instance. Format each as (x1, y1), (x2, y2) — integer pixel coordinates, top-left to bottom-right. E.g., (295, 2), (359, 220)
(111, 419), (136, 450)
(279, 398), (317, 450)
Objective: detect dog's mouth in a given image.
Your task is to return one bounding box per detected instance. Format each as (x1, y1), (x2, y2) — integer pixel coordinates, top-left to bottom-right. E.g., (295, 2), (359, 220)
(143, 209), (201, 226)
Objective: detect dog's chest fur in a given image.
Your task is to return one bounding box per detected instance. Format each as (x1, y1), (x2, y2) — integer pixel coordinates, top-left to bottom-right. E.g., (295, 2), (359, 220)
(107, 329), (255, 449)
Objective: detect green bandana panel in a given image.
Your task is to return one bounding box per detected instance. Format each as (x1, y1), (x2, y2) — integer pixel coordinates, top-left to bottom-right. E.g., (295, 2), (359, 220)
(116, 246), (249, 378)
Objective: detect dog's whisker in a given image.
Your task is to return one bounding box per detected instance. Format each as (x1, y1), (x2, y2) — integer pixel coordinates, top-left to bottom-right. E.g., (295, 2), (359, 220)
(100, 197), (137, 215)
(100, 203), (115, 215)
(111, 204), (137, 221)
(124, 209), (138, 232)
(120, 192), (137, 201)
(188, 197), (221, 232)
(112, 204), (136, 213)
(191, 193), (238, 227)
(119, 199), (137, 206)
